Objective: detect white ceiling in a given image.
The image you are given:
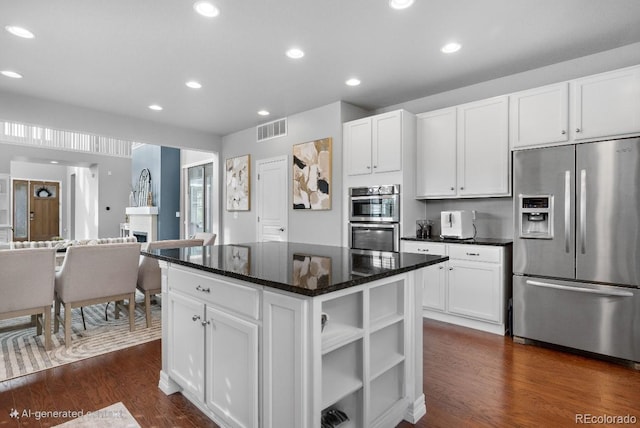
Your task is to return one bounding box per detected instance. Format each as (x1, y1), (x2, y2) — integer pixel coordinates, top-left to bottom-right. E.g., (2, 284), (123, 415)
(2, 0), (640, 137)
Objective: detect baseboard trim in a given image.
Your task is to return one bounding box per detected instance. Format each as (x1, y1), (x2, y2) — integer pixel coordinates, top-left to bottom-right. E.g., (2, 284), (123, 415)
(158, 370), (182, 395)
(405, 393), (427, 423)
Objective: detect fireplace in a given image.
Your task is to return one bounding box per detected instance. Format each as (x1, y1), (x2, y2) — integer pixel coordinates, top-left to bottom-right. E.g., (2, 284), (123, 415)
(132, 231), (148, 243)
(126, 206), (158, 242)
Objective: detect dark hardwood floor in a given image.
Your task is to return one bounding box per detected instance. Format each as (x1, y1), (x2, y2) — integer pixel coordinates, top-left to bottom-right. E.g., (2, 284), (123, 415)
(1, 319), (638, 427)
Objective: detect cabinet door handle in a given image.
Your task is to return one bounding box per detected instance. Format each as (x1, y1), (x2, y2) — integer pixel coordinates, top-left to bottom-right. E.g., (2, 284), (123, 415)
(576, 128), (581, 133)
(373, 165), (378, 169)
(449, 267), (454, 271)
(418, 248), (429, 252)
(450, 187), (455, 191)
(196, 285), (211, 293)
(561, 130), (566, 135)
(438, 266), (444, 270)
(201, 320), (210, 326)
(366, 166), (371, 169)
(466, 252), (479, 256)
(192, 315), (201, 322)
(460, 187), (464, 190)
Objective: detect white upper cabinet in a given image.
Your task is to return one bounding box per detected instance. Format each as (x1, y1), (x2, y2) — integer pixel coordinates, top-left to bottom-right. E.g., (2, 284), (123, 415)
(344, 110), (405, 176)
(344, 118), (373, 175)
(372, 110), (403, 173)
(572, 66), (640, 141)
(509, 82), (569, 149)
(416, 97), (510, 199)
(510, 65), (640, 150)
(457, 96), (510, 197)
(416, 108), (457, 197)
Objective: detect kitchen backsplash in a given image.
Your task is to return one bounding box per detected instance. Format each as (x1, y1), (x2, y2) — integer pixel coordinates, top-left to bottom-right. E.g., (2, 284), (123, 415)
(420, 197), (513, 239)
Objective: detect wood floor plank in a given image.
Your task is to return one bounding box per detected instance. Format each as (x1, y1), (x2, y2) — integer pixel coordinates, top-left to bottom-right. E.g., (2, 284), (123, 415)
(1, 319), (639, 427)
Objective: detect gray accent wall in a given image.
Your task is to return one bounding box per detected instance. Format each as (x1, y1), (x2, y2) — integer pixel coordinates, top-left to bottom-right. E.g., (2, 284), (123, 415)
(131, 144), (181, 240)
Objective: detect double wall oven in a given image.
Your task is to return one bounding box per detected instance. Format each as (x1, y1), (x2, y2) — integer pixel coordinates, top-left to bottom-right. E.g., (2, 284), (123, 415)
(348, 185), (400, 254)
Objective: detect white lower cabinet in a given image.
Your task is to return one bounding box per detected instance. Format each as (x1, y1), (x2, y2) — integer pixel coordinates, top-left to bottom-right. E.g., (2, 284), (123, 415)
(422, 262), (446, 312)
(402, 241), (510, 335)
(447, 259), (501, 322)
(166, 268), (259, 428)
(205, 306), (258, 428)
(167, 291), (206, 402)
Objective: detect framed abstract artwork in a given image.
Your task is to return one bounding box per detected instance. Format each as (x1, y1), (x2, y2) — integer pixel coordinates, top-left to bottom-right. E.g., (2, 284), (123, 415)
(292, 137), (332, 210)
(226, 154), (250, 211)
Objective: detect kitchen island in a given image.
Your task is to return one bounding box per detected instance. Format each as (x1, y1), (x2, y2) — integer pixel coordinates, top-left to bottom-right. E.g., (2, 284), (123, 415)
(144, 242), (447, 428)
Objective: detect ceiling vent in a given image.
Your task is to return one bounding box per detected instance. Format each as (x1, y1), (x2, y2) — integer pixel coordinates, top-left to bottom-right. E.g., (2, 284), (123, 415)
(257, 118), (287, 142)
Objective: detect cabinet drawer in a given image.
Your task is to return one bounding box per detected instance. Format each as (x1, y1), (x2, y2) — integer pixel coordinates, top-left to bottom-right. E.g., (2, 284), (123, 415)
(169, 267), (260, 320)
(448, 244), (501, 263)
(402, 241), (446, 256)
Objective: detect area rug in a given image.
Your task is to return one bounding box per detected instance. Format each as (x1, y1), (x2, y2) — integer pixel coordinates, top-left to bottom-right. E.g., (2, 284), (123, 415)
(0, 294), (161, 382)
(53, 402), (140, 427)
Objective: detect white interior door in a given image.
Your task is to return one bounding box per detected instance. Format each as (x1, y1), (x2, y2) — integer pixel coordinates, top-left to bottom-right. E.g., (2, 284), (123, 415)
(257, 156), (288, 242)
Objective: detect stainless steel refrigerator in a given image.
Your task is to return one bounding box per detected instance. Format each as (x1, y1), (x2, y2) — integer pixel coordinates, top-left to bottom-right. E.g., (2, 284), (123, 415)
(513, 137), (640, 364)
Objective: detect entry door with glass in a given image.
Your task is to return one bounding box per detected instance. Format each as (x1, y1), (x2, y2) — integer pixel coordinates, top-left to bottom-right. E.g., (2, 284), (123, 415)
(186, 163), (213, 237)
(13, 179), (60, 241)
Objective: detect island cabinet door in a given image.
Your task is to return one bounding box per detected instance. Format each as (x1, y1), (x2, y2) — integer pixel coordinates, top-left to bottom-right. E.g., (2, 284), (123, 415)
(205, 306), (259, 428)
(167, 291), (206, 403)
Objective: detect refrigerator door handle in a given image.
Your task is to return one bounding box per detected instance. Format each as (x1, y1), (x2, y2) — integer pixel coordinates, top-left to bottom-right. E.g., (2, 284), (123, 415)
(525, 280), (634, 297)
(564, 170), (571, 253)
(579, 169), (587, 254)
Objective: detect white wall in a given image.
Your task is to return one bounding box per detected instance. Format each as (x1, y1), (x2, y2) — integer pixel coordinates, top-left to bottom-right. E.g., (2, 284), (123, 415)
(377, 42), (640, 116)
(0, 142), (131, 238)
(221, 101), (349, 245)
(0, 90), (221, 152)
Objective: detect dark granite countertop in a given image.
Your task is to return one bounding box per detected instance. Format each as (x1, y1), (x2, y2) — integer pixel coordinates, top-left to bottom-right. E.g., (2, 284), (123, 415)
(143, 241), (447, 297)
(402, 236), (513, 246)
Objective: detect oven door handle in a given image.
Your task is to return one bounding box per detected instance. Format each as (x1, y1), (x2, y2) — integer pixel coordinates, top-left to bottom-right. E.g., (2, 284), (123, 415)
(350, 195), (397, 201)
(525, 280), (634, 297)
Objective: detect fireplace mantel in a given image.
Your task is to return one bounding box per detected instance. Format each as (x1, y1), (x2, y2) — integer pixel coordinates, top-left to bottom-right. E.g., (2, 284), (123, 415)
(126, 206), (158, 242)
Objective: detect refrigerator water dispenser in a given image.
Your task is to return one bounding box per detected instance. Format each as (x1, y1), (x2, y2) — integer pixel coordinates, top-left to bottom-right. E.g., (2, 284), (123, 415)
(519, 195), (553, 239)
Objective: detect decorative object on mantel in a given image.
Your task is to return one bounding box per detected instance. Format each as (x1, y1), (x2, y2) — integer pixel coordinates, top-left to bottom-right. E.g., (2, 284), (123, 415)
(135, 168), (152, 207)
(226, 154), (251, 211)
(293, 137), (332, 210)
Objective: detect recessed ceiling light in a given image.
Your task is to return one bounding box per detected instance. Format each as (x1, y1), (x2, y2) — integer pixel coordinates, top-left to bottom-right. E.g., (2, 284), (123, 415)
(148, 104), (163, 111)
(5, 25), (35, 39)
(186, 80), (202, 89)
(257, 110), (270, 116)
(194, 1), (220, 18)
(286, 48), (305, 59)
(345, 78), (361, 87)
(50, 161), (59, 164)
(441, 42), (462, 54)
(389, 0), (414, 10)
(1, 70), (23, 79)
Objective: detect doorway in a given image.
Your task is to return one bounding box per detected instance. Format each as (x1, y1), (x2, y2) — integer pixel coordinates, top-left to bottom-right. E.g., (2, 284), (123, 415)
(13, 179), (61, 241)
(185, 162), (214, 237)
(256, 156), (288, 242)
